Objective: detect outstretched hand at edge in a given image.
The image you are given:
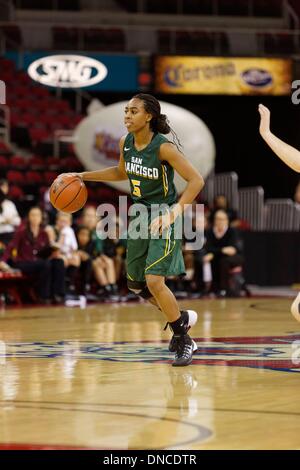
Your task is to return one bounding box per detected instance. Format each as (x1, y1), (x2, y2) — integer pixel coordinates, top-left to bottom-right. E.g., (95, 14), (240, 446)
(258, 104), (271, 138)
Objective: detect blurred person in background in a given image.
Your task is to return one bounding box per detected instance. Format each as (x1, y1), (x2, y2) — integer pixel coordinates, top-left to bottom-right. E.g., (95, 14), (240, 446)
(76, 225), (99, 297)
(80, 205), (119, 299)
(46, 212), (81, 295)
(81, 205), (102, 253)
(93, 216), (125, 301)
(0, 179), (21, 246)
(203, 209), (244, 297)
(209, 194), (239, 227)
(0, 206), (65, 304)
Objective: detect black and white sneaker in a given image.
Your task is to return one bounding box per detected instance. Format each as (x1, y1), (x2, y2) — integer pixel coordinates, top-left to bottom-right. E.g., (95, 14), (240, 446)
(167, 310), (198, 353)
(291, 292), (300, 322)
(172, 334), (194, 367)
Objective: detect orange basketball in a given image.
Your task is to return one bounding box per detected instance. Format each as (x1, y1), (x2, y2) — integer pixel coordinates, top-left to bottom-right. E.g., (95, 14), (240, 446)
(49, 174), (88, 213)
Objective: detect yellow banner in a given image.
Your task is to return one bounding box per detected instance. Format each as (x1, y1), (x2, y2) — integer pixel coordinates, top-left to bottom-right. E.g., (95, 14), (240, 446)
(155, 56), (292, 95)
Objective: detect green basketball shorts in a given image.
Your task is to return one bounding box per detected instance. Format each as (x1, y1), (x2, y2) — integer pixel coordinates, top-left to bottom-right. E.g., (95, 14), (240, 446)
(126, 211), (185, 282)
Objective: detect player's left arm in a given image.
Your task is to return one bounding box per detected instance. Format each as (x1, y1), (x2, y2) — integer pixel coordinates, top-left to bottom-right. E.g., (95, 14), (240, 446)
(159, 142), (204, 223)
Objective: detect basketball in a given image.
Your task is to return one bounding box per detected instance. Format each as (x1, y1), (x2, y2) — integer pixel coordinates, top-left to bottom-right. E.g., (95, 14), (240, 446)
(49, 174), (88, 213)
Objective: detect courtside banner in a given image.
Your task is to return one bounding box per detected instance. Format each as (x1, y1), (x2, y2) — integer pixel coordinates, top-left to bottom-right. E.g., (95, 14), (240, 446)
(155, 56), (292, 95)
(5, 52), (138, 91)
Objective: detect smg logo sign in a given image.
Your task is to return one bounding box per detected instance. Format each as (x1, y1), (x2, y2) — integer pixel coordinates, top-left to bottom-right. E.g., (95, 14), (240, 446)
(27, 54), (108, 88)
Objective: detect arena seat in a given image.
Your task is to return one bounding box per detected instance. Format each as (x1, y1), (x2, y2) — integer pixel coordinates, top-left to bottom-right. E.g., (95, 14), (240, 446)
(7, 170), (24, 185)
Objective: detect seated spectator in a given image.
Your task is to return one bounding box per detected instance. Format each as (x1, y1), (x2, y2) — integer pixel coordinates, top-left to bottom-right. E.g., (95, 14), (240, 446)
(81, 205), (102, 253)
(93, 218), (125, 300)
(0, 179), (21, 245)
(0, 206), (65, 304)
(193, 210), (211, 294)
(52, 212), (80, 294)
(81, 206), (121, 299)
(203, 209), (244, 297)
(210, 194), (240, 227)
(106, 217), (127, 283)
(76, 225), (98, 295)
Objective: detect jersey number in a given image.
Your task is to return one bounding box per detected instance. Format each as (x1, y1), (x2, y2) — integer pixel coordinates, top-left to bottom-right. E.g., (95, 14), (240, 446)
(132, 180), (141, 197)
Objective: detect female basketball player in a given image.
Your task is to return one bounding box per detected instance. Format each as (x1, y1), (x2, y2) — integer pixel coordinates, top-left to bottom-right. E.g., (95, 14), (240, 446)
(63, 94), (204, 366)
(258, 103), (300, 322)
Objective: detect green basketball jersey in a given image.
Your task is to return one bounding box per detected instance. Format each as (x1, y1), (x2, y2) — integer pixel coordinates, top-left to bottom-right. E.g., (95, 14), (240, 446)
(123, 133), (177, 207)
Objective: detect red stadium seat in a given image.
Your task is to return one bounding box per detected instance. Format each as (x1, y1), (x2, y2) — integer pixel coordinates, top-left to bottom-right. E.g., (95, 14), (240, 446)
(39, 114), (57, 128)
(10, 113), (22, 127)
(0, 155), (9, 170)
(0, 140), (11, 154)
(57, 114), (74, 128)
(13, 85), (31, 97)
(34, 99), (55, 112)
(16, 71), (32, 85)
(0, 70), (15, 82)
(8, 185), (24, 200)
(25, 171), (43, 184)
(16, 113), (37, 126)
(60, 156), (83, 171)
(6, 170), (24, 184)
(46, 157), (61, 170)
(31, 87), (51, 98)
(44, 171), (59, 185)
(10, 155), (28, 170)
(28, 156), (45, 170)
(14, 98), (33, 110)
(29, 128), (51, 144)
(55, 100), (71, 112)
(0, 58), (16, 71)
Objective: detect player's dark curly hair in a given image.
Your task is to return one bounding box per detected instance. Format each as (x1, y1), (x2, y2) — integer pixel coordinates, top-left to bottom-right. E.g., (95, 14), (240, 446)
(133, 93), (182, 149)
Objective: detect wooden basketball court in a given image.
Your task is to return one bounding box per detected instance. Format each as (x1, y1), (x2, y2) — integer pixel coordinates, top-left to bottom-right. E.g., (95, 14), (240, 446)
(0, 297), (299, 450)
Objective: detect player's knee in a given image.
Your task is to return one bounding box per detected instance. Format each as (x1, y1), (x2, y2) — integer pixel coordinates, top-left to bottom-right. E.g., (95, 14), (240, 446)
(146, 275), (164, 295)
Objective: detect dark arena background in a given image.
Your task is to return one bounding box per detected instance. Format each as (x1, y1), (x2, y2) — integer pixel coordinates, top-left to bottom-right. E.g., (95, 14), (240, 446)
(0, 0), (300, 456)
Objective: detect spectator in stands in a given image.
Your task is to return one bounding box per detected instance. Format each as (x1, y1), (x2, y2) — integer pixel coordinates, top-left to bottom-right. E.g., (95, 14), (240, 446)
(0, 206), (65, 304)
(203, 209), (244, 297)
(108, 217), (127, 283)
(52, 212), (80, 295)
(80, 205), (121, 299)
(210, 194), (239, 227)
(76, 225), (98, 295)
(93, 217), (125, 300)
(81, 205), (102, 253)
(0, 179), (21, 245)
(191, 209), (211, 295)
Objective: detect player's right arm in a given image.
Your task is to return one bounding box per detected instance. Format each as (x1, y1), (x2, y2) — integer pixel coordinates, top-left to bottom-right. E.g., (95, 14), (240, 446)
(65, 136), (128, 182)
(258, 104), (300, 172)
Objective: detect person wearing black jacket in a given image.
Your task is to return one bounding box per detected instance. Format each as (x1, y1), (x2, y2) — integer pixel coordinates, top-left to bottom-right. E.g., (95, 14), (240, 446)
(203, 209), (244, 296)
